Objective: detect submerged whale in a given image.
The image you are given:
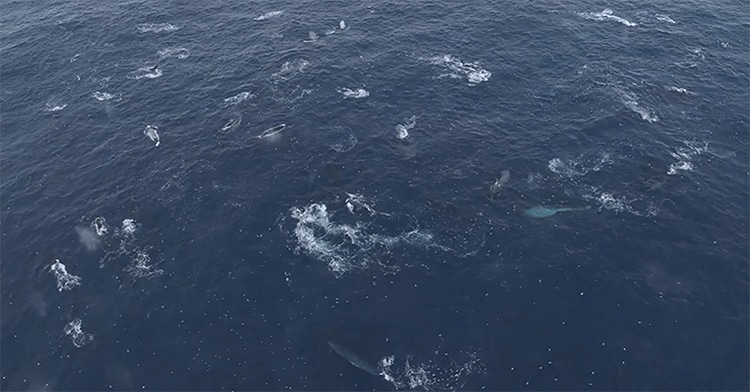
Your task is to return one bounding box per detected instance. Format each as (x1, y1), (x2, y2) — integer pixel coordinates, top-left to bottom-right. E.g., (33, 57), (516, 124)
(327, 341), (380, 376)
(524, 205), (591, 218)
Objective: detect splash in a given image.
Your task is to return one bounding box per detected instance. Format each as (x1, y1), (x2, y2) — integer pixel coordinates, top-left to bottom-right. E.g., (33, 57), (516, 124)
(288, 203), (431, 277)
(338, 88), (369, 99)
(378, 352), (484, 391)
(50, 259), (81, 292)
(667, 140), (708, 175)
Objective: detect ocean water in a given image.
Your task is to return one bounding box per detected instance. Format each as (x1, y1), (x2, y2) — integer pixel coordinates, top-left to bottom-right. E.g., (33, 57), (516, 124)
(1, 0), (748, 390)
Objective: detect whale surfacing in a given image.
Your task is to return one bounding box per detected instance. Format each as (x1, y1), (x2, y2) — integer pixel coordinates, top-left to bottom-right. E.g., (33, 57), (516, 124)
(327, 341), (379, 376)
(257, 123), (286, 139)
(144, 125), (160, 146)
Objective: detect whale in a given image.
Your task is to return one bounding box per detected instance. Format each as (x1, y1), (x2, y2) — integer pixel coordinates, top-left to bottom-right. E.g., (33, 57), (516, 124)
(256, 123), (286, 139)
(144, 125), (160, 146)
(489, 169), (510, 199)
(524, 205), (591, 218)
(221, 118), (241, 131)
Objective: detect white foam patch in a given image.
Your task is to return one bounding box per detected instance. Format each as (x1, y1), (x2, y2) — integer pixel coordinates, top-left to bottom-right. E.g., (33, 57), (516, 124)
(253, 10), (283, 21)
(395, 116), (417, 139)
(50, 259), (81, 292)
(272, 60), (310, 82)
(345, 192), (385, 216)
(63, 318), (94, 348)
(338, 87), (369, 99)
(157, 47), (189, 59)
(125, 250), (164, 279)
(93, 218), (163, 279)
(377, 352), (484, 390)
(137, 23), (179, 33)
(667, 140), (708, 175)
(424, 55), (491, 86)
(289, 203), (431, 277)
(578, 9), (637, 26)
(223, 91), (253, 106)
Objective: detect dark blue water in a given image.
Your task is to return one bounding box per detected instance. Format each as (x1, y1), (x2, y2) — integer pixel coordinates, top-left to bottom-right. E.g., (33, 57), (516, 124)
(1, 0), (748, 390)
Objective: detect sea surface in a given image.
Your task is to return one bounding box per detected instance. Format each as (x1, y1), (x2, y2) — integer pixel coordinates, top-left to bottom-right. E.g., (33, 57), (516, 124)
(1, 0), (748, 390)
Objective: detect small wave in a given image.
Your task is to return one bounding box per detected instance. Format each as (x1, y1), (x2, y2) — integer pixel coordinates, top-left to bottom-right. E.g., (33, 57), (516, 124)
(395, 116), (417, 139)
(137, 23), (179, 33)
(655, 14), (676, 24)
(578, 9), (637, 27)
(253, 10), (283, 21)
(64, 318), (94, 348)
(664, 86), (694, 95)
(424, 55), (491, 86)
(43, 101), (67, 112)
(157, 47), (189, 59)
(338, 87), (369, 99)
(50, 259), (81, 292)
